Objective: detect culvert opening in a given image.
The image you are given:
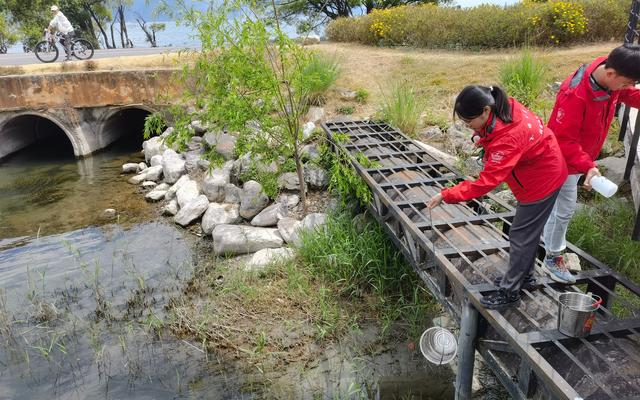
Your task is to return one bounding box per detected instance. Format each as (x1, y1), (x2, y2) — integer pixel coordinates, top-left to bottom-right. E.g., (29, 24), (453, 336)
(0, 115), (75, 163)
(102, 108), (151, 152)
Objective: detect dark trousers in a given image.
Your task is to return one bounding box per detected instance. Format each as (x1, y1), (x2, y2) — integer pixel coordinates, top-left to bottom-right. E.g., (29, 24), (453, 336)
(60, 31), (75, 58)
(499, 189), (560, 293)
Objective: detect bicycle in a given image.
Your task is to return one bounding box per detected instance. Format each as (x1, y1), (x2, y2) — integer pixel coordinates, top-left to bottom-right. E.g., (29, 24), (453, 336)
(34, 31), (94, 63)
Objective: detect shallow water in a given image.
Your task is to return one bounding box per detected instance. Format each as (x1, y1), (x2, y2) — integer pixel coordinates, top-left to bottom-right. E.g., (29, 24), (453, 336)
(0, 139), (463, 399)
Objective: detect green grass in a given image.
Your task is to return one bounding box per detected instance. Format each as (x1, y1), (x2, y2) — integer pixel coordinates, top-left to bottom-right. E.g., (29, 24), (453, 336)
(567, 197), (640, 281)
(379, 83), (424, 138)
(500, 50), (548, 109)
(297, 208), (437, 339)
(296, 52), (340, 105)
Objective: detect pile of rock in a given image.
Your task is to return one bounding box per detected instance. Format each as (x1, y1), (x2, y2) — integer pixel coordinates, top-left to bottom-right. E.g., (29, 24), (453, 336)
(122, 110), (331, 268)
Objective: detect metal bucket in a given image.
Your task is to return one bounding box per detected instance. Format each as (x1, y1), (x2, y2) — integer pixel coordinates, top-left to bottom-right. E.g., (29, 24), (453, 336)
(557, 292), (602, 338)
(419, 327), (457, 365)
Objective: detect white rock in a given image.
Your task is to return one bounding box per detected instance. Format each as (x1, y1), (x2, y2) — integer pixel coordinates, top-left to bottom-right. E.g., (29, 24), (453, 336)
(202, 161), (233, 202)
(141, 181), (157, 189)
(176, 180), (200, 208)
(165, 175), (191, 200)
(212, 224), (283, 255)
(128, 173), (147, 185)
(306, 107), (325, 125)
(277, 194), (300, 209)
(304, 165), (329, 189)
(162, 199), (179, 216)
(144, 165), (164, 182)
(174, 195), (209, 226)
(239, 180), (270, 219)
(301, 144), (321, 162)
(191, 120), (208, 135)
(146, 188), (168, 202)
(201, 203), (241, 235)
(245, 248), (295, 270)
(142, 136), (167, 163)
(302, 213), (327, 232)
(138, 162), (148, 171)
(278, 172), (300, 190)
(102, 209), (116, 219)
(596, 156), (627, 185)
(303, 122), (316, 141)
(150, 155), (163, 167)
(122, 163), (139, 173)
(251, 203), (288, 227)
(277, 217), (302, 245)
(224, 183), (242, 204)
(162, 149), (186, 184)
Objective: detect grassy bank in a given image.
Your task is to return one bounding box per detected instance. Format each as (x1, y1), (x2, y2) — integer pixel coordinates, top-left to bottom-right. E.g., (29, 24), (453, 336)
(168, 207), (437, 372)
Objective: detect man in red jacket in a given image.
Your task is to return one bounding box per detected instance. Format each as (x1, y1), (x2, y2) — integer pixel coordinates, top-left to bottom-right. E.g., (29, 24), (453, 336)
(543, 44), (640, 284)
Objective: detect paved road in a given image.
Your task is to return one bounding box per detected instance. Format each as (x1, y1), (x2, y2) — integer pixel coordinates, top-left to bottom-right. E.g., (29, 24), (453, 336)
(0, 47), (195, 66)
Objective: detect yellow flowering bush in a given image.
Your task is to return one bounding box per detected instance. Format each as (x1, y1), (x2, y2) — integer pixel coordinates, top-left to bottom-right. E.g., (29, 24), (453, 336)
(327, 0), (626, 49)
(549, 1), (588, 43)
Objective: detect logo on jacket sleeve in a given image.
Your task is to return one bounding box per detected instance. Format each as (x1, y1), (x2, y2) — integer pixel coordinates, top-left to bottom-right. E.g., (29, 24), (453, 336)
(490, 151), (504, 163)
(556, 108), (565, 123)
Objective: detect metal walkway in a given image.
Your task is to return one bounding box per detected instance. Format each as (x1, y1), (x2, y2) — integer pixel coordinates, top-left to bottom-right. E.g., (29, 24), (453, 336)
(323, 120), (640, 400)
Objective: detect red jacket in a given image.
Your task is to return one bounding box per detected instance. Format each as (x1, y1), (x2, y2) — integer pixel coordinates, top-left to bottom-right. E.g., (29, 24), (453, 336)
(442, 99), (568, 204)
(548, 56), (640, 174)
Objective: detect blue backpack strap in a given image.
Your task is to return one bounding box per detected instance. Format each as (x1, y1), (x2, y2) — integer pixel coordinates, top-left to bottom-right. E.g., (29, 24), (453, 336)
(569, 64), (586, 89)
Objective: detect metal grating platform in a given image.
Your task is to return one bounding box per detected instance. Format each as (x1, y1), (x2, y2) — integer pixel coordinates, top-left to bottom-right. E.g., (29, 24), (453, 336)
(323, 120), (640, 400)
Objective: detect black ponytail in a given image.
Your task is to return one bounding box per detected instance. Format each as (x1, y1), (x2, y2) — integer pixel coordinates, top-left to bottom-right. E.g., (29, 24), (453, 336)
(453, 85), (512, 123)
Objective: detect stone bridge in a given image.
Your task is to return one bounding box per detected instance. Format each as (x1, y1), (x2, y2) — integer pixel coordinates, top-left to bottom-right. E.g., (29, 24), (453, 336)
(0, 69), (178, 160)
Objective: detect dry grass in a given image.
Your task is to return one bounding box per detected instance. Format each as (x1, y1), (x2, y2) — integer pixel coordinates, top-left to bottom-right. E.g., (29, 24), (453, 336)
(312, 41), (619, 126)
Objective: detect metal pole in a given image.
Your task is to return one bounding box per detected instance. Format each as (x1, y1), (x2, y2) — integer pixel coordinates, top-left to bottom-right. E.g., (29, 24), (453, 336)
(624, 110), (640, 181)
(455, 298), (479, 400)
(633, 201), (640, 241)
(618, 1), (640, 141)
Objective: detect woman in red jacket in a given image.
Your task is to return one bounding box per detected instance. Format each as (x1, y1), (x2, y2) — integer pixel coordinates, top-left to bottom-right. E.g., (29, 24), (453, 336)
(428, 85), (568, 309)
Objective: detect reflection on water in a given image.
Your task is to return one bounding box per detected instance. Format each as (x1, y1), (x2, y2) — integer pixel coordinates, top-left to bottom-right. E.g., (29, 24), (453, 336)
(0, 138), (154, 239)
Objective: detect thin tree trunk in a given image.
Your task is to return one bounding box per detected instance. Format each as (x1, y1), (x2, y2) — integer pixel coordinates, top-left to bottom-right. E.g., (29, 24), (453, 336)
(110, 18), (117, 49)
(294, 146), (307, 209)
(118, 5), (131, 48)
(87, 6), (112, 48)
(118, 5), (125, 48)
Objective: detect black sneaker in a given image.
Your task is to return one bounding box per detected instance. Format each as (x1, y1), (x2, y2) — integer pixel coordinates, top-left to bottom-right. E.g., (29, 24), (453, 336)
(493, 275), (538, 292)
(480, 289), (520, 310)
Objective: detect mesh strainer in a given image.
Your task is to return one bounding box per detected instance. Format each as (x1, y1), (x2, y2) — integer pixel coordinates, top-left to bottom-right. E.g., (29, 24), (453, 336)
(419, 327), (458, 365)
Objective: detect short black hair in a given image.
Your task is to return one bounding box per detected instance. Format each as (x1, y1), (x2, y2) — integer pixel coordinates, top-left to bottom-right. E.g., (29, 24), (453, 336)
(605, 44), (640, 81)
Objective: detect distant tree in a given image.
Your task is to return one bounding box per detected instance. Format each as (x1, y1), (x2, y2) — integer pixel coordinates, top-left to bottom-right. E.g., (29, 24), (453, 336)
(136, 15), (165, 47)
(0, 12), (19, 53)
(273, 0), (449, 32)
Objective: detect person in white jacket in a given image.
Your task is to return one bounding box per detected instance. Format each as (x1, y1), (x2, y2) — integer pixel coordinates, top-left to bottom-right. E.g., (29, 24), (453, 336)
(46, 5), (75, 60)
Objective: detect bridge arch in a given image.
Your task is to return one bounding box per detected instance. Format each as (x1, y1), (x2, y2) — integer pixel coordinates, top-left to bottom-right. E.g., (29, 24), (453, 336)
(98, 105), (156, 151)
(0, 111), (84, 161)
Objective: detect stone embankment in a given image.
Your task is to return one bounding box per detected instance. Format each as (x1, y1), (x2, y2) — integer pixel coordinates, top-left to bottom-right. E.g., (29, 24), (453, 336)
(121, 106), (331, 268)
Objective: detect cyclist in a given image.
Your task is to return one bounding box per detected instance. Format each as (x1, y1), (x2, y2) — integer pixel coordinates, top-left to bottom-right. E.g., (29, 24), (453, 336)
(46, 5), (75, 61)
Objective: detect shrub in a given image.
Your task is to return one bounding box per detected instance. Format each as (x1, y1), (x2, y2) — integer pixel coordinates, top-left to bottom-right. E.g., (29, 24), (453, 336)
(295, 52), (340, 105)
(143, 112), (167, 139)
(355, 88), (369, 104)
(380, 83), (423, 137)
(326, 0), (628, 49)
(500, 51), (548, 108)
